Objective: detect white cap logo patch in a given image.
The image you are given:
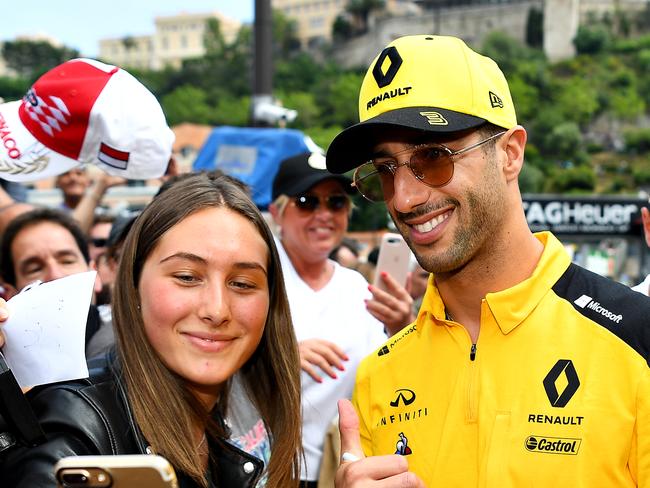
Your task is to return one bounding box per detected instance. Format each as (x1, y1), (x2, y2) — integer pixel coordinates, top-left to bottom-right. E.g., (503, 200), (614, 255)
(307, 152), (327, 170)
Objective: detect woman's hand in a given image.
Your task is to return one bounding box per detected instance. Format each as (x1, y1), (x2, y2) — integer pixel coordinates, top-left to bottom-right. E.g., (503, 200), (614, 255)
(365, 272), (414, 337)
(299, 338), (349, 383)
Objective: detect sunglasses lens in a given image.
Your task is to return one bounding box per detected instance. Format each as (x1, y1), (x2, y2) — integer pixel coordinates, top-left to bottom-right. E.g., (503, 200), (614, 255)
(354, 164), (392, 202)
(92, 238), (107, 247)
(411, 147), (454, 186)
(294, 194), (349, 212)
(295, 195), (319, 211)
(327, 195), (348, 211)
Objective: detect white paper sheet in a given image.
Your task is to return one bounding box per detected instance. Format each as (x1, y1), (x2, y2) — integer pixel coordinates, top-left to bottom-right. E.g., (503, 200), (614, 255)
(2, 271), (96, 388)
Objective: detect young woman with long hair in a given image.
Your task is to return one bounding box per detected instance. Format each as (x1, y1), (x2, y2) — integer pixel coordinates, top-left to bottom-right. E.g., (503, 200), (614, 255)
(1, 173), (302, 487)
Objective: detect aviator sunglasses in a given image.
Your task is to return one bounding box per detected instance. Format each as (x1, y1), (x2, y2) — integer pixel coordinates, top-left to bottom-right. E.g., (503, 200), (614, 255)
(352, 131), (506, 202)
(293, 194), (350, 213)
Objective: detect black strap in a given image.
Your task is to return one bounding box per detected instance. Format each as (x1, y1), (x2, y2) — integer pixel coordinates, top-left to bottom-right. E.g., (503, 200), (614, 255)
(84, 304), (101, 346)
(0, 352), (45, 452)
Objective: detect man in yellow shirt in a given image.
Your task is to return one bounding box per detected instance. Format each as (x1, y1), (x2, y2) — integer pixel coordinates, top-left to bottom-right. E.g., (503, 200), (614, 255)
(326, 35), (650, 487)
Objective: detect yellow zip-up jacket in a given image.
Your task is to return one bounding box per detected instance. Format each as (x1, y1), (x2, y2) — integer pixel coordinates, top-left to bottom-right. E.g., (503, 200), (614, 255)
(353, 232), (650, 487)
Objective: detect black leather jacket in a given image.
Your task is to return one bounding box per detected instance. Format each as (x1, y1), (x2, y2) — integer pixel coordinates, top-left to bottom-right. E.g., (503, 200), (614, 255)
(0, 362), (264, 487)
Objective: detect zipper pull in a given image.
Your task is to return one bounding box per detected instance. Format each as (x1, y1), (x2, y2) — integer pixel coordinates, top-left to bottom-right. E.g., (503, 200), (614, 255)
(470, 343), (477, 361)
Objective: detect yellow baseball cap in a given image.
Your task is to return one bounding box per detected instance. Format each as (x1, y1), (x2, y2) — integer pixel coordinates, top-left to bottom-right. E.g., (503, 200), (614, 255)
(326, 35), (517, 174)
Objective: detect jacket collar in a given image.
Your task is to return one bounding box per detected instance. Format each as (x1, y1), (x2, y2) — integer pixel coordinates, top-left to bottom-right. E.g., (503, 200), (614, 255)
(419, 232), (571, 334)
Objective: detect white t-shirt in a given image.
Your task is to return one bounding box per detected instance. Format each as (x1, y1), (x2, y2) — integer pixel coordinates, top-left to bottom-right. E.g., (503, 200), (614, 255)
(632, 274), (650, 296)
(276, 239), (387, 481)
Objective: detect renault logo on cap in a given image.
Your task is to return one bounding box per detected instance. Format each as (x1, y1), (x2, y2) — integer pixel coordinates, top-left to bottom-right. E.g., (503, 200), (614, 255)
(373, 47), (402, 88)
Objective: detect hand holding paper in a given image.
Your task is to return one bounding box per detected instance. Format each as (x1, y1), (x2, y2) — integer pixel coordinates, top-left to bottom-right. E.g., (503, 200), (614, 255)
(1, 271), (96, 388)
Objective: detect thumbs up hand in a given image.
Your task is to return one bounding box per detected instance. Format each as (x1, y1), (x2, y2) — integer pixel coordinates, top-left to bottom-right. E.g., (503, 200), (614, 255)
(335, 399), (426, 487)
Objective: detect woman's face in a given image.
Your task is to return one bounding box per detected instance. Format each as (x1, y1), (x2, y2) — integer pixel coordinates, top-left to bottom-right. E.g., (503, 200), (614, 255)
(138, 207), (269, 405)
(276, 179), (350, 263)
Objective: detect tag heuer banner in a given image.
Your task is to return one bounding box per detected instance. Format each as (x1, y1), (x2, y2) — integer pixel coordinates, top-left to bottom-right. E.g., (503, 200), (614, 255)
(523, 195), (647, 236)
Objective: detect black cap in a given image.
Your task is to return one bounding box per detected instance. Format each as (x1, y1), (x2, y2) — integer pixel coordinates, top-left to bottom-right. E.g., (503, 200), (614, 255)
(106, 213), (137, 249)
(272, 152), (353, 200)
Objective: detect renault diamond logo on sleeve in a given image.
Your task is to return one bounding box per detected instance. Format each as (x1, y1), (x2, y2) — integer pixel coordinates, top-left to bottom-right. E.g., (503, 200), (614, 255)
(372, 47), (402, 88)
(390, 389), (416, 407)
(543, 359), (580, 408)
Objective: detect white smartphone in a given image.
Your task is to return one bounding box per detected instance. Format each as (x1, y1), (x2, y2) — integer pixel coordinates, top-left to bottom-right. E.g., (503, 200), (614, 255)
(55, 454), (178, 488)
(373, 232), (412, 291)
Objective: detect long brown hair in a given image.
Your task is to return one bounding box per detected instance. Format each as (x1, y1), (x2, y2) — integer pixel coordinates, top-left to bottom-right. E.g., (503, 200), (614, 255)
(112, 173), (301, 487)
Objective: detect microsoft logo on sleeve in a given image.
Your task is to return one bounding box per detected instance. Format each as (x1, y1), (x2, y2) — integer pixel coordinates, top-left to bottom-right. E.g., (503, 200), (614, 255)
(573, 295), (623, 324)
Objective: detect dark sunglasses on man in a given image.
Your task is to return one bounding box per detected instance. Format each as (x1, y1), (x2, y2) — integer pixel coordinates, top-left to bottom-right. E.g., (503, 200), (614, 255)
(293, 194), (350, 213)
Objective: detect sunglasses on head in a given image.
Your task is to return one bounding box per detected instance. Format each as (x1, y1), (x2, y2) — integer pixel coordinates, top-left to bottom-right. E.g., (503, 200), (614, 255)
(293, 194), (350, 213)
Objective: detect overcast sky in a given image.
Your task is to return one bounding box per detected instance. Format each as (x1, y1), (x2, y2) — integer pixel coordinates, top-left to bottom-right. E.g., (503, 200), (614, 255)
(3, 1), (254, 57)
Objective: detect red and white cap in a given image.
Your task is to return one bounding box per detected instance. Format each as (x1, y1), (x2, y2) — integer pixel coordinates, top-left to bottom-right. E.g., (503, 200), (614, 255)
(0, 58), (174, 182)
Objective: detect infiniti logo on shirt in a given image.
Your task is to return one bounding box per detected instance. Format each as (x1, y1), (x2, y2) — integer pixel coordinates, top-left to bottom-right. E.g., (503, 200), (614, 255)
(390, 389), (416, 407)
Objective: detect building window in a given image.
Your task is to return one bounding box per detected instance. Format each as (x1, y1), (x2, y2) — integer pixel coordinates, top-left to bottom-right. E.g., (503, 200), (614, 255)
(181, 35), (187, 48)
(310, 16), (325, 28)
(162, 37), (169, 50)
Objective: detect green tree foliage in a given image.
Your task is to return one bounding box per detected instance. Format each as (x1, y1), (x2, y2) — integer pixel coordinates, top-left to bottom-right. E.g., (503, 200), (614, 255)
(314, 71), (364, 128)
(546, 166), (596, 193)
(271, 10), (301, 55)
(213, 95), (250, 127)
(162, 85), (214, 126)
(623, 128), (650, 153)
(2, 40), (79, 80)
(348, 195), (390, 231)
(574, 25), (611, 55)
(480, 31), (542, 76)
(304, 125), (345, 152)
(526, 7), (544, 48)
(519, 163), (546, 193)
(203, 18), (227, 55)
(332, 15), (354, 41)
(554, 77), (600, 126)
(346, 0), (386, 34)
(548, 122), (585, 162)
(0, 76), (30, 102)
(276, 91), (320, 128)
(633, 166), (650, 185)
(274, 53), (323, 93)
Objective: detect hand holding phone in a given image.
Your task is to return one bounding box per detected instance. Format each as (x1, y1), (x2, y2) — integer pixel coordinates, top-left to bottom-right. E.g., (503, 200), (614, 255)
(372, 233), (412, 292)
(55, 454), (178, 488)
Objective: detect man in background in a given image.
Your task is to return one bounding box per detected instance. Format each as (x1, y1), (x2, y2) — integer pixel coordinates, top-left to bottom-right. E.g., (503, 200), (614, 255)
(56, 168), (91, 212)
(0, 208), (110, 357)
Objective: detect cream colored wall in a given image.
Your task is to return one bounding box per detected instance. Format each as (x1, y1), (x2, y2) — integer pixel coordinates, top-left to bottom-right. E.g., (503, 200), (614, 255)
(98, 11), (241, 71)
